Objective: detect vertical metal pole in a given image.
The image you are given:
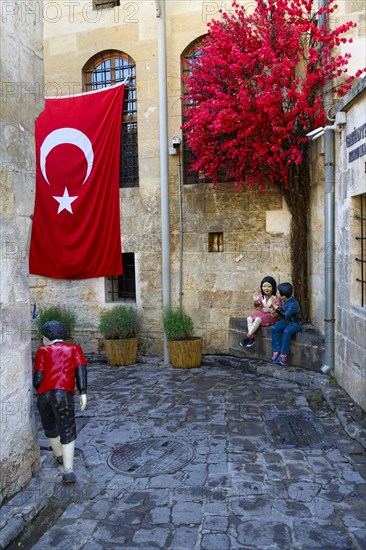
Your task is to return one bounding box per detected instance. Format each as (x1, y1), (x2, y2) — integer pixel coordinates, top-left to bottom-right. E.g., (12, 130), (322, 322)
(319, 0), (335, 374)
(322, 127), (335, 373)
(156, 0), (171, 362)
(178, 152), (183, 309)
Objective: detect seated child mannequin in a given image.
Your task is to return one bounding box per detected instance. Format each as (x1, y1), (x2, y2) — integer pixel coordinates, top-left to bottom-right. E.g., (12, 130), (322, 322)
(271, 282), (302, 366)
(240, 276), (282, 348)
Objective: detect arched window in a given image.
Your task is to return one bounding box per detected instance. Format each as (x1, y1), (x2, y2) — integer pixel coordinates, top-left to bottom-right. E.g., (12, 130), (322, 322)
(181, 37), (206, 185)
(83, 50), (138, 188)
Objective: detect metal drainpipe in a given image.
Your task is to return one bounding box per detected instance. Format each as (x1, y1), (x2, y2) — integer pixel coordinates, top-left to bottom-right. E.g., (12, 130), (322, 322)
(177, 150), (183, 310)
(319, 0), (335, 374)
(156, 0), (171, 362)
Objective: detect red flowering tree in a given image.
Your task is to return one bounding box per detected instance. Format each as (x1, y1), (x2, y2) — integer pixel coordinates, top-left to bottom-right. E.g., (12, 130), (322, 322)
(183, 0), (364, 319)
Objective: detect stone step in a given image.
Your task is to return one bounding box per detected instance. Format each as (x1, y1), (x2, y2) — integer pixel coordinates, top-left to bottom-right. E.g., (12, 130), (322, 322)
(229, 317), (324, 372)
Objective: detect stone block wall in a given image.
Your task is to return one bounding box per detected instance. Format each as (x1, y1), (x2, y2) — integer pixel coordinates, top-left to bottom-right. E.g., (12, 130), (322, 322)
(333, 80), (366, 411)
(0, 0), (42, 503)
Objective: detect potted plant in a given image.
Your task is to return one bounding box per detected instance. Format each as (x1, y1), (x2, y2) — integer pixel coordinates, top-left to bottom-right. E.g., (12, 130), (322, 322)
(35, 305), (77, 342)
(99, 305), (139, 366)
(162, 308), (202, 368)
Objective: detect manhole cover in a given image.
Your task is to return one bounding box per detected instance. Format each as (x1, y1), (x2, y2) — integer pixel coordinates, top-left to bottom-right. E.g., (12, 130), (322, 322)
(264, 409), (333, 449)
(107, 437), (195, 476)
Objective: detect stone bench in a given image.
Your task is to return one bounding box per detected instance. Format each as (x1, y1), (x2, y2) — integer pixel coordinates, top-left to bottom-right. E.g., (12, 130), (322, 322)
(229, 317), (324, 372)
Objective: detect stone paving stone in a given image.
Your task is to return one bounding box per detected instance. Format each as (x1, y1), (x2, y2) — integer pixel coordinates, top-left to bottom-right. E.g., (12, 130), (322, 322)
(150, 506), (171, 524)
(61, 502), (88, 519)
(108, 507), (145, 525)
(293, 519), (354, 549)
(0, 517), (25, 549)
(171, 501), (203, 525)
(339, 467), (366, 484)
(147, 489), (170, 507)
(287, 481), (322, 502)
(92, 523), (128, 545)
(80, 499), (113, 520)
(273, 499), (313, 518)
(318, 480), (353, 502)
(349, 528), (366, 550)
(201, 532), (231, 549)
(131, 526), (170, 546)
(170, 526), (200, 549)
(202, 514), (229, 532)
(286, 462), (314, 479)
(307, 497), (335, 519)
(236, 519), (293, 548)
(32, 519), (97, 549)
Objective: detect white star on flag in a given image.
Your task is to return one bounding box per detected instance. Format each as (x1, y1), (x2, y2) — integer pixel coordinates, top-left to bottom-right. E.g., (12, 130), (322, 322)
(52, 187), (78, 214)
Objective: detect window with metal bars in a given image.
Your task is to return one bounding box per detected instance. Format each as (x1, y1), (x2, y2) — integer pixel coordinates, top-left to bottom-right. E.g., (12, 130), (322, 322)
(181, 37), (205, 185)
(93, 0), (120, 9)
(83, 50), (138, 188)
(106, 253), (136, 302)
(181, 36), (229, 185)
(355, 193), (366, 307)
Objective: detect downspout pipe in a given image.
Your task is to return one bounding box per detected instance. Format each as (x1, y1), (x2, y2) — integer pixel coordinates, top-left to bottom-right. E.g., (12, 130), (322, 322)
(319, 0), (335, 375)
(156, 0), (171, 362)
(177, 150), (183, 309)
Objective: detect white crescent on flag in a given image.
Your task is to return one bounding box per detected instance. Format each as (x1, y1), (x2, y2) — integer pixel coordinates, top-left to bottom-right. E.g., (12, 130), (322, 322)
(40, 127), (94, 185)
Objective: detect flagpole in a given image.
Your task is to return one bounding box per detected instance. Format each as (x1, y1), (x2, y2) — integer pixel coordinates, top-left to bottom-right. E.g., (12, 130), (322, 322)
(156, 0), (171, 363)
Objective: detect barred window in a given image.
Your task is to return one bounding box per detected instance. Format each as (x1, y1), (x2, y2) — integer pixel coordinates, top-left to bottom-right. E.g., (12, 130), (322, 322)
(355, 193), (366, 307)
(83, 50), (139, 188)
(105, 253), (136, 303)
(181, 37), (205, 185)
(93, 0), (120, 9)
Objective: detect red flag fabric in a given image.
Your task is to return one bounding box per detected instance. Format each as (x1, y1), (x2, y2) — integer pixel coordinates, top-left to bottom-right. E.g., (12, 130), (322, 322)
(29, 83), (124, 279)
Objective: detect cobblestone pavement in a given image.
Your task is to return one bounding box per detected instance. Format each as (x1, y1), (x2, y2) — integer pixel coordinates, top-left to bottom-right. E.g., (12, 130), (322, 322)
(1, 356), (366, 550)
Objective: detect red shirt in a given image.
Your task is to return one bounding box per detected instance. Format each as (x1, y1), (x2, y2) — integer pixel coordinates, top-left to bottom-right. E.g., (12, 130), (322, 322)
(34, 342), (87, 395)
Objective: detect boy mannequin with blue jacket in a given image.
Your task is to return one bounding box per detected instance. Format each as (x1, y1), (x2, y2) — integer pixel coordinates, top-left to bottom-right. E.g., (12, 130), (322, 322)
(271, 282), (302, 366)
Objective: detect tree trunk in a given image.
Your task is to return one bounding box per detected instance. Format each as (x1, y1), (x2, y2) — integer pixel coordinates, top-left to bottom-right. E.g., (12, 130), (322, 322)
(274, 159), (310, 322)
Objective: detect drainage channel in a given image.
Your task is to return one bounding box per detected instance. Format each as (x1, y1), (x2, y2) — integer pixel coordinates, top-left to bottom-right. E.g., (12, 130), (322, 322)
(6, 502), (65, 550)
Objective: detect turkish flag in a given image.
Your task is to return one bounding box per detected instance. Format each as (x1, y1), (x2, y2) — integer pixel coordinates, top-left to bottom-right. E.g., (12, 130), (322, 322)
(29, 83), (124, 279)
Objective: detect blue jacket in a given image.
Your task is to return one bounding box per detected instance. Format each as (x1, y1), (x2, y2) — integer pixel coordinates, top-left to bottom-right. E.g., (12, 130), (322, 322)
(279, 297), (301, 323)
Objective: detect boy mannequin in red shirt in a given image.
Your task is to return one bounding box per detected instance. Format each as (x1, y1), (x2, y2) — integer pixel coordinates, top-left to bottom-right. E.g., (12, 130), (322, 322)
(33, 320), (87, 483)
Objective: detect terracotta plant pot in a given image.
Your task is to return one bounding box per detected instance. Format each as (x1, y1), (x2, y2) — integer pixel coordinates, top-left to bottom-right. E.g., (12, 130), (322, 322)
(104, 338), (138, 366)
(168, 337), (202, 368)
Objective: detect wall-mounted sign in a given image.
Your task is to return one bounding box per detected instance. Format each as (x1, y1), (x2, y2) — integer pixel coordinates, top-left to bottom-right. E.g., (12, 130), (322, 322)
(346, 122), (366, 163)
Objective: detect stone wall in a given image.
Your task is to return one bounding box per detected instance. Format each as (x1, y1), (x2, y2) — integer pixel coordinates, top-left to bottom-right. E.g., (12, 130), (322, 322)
(334, 79), (366, 410)
(0, 0), (42, 503)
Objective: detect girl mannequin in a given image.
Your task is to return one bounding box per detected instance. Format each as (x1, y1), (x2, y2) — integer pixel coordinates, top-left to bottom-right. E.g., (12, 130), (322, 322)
(240, 276), (281, 348)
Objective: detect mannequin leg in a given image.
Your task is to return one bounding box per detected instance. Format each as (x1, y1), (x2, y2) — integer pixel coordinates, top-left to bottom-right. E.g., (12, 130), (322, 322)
(48, 436), (63, 465)
(62, 440), (76, 483)
(247, 316), (254, 334)
(248, 317), (262, 336)
(240, 316), (254, 347)
(246, 317), (262, 347)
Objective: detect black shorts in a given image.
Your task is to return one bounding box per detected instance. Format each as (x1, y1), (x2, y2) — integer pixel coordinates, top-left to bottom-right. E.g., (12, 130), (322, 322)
(37, 390), (76, 444)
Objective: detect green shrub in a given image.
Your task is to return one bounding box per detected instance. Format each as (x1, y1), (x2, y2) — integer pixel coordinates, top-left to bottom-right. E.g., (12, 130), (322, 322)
(35, 305), (77, 338)
(99, 306), (139, 340)
(162, 308), (194, 341)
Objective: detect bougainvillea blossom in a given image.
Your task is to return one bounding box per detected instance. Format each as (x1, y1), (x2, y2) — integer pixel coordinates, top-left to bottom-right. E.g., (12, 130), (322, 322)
(183, 0), (364, 190)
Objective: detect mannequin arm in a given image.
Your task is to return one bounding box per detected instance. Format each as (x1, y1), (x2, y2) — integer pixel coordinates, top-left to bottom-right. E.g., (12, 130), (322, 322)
(33, 371), (43, 391)
(75, 365), (87, 394)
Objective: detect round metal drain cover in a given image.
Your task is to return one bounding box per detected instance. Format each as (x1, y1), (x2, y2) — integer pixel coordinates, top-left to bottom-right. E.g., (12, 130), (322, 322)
(107, 437), (195, 477)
